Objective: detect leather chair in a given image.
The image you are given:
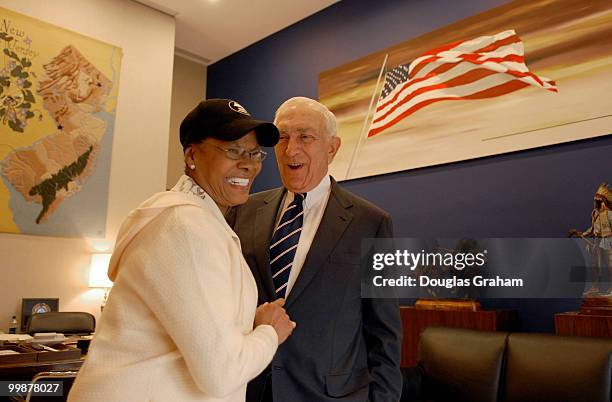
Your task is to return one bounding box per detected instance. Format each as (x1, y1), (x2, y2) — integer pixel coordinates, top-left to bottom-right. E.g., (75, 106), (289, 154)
(503, 332), (612, 402)
(26, 312), (95, 335)
(401, 326), (612, 402)
(402, 327), (507, 402)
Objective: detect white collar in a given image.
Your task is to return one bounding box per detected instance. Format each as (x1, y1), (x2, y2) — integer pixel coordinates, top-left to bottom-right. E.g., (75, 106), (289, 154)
(287, 174), (331, 210)
(173, 174), (208, 201)
(172, 175), (230, 230)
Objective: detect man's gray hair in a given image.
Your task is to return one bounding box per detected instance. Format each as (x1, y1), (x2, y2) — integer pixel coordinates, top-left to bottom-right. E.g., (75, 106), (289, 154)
(274, 97), (338, 138)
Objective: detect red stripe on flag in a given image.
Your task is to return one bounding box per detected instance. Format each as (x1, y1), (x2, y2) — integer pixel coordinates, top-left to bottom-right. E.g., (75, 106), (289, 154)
(373, 68), (498, 124)
(462, 79), (530, 99)
(409, 48), (525, 81)
(368, 79), (531, 137)
(454, 55), (552, 88)
(380, 53), (554, 114)
(410, 33), (520, 78)
(459, 53), (525, 65)
(378, 62), (460, 111)
(410, 56), (438, 78)
(379, 53), (522, 112)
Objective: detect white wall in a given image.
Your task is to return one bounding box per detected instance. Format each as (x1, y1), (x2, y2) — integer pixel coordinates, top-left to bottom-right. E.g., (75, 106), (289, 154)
(0, 0), (175, 329)
(167, 55), (206, 189)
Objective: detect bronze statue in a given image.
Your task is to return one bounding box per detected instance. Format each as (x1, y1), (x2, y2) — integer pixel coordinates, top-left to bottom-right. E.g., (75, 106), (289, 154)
(570, 183), (612, 297)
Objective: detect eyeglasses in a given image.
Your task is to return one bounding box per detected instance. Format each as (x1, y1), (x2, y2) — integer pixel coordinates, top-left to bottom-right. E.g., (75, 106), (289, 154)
(213, 145), (267, 162)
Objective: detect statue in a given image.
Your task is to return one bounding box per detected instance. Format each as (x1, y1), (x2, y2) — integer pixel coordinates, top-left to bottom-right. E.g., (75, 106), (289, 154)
(570, 182), (612, 297)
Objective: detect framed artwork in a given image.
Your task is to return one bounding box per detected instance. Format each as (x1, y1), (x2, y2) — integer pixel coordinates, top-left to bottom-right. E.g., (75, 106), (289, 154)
(319, 0), (612, 181)
(20, 297), (59, 332)
(0, 6), (123, 237)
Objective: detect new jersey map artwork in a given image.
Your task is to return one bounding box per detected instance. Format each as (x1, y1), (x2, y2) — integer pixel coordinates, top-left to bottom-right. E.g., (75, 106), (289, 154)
(0, 7), (122, 237)
(320, 0), (612, 181)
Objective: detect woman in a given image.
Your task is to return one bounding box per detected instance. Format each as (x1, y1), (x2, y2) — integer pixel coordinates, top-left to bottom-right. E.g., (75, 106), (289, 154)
(69, 99), (295, 402)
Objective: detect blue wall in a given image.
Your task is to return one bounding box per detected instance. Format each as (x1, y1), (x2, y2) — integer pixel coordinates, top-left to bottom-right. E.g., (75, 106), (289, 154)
(208, 0), (612, 332)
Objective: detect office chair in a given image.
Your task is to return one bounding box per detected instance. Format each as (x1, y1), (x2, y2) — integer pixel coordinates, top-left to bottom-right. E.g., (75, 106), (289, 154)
(7, 370), (79, 402)
(26, 312), (95, 335)
(11, 312), (93, 401)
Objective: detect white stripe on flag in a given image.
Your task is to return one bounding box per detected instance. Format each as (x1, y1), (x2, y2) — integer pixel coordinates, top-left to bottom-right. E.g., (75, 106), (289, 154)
(412, 42), (525, 80)
(412, 48), (525, 80)
(376, 59), (522, 118)
(371, 73), (527, 133)
(409, 30), (517, 76)
(377, 55), (532, 116)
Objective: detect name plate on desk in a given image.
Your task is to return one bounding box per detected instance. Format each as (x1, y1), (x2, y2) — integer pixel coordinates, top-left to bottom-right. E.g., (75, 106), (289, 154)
(415, 299), (481, 311)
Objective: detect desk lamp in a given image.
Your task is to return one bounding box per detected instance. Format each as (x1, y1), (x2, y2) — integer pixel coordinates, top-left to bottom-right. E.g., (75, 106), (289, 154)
(88, 253), (113, 311)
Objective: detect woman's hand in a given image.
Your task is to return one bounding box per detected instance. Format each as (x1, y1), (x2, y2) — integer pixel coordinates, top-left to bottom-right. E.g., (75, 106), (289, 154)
(254, 298), (296, 344)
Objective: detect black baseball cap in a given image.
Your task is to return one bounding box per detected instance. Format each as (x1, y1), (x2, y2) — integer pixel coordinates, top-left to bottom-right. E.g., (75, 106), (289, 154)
(180, 99), (279, 149)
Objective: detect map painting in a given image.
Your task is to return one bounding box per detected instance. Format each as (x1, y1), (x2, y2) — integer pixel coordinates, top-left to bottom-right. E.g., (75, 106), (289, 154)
(0, 7), (122, 237)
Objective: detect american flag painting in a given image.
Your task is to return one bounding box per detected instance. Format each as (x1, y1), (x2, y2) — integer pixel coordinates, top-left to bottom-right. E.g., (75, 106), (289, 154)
(319, 0), (612, 181)
(368, 30), (557, 137)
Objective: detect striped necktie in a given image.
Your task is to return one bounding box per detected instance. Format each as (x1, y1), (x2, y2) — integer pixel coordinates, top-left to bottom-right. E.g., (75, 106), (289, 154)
(269, 193), (306, 298)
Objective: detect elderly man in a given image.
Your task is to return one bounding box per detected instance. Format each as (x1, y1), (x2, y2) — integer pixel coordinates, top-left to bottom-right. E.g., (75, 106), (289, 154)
(231, 97), (402, 402)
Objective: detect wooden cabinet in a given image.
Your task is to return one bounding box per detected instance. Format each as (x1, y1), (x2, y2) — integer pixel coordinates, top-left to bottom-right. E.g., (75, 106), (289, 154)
(400, 306), (517, 367)
(555, 312), (612, 337)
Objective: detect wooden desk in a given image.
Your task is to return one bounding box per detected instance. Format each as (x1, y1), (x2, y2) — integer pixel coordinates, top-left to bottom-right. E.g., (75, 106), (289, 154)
(0, 358), (83, 380)
(555, 312), (612, 337)
(400, 306), (517, 367)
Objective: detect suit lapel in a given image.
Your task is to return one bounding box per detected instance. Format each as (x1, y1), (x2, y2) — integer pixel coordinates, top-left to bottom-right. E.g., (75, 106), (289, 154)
(286, 180), (353, 309)
(254, 188), (285, 300)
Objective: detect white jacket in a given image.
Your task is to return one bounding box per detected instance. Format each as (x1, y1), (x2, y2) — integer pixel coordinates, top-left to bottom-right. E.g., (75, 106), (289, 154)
(69, 176), (277, 402)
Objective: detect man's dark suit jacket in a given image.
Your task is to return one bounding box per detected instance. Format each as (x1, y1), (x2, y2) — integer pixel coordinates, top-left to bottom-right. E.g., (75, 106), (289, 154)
(231, 178), (402, 402)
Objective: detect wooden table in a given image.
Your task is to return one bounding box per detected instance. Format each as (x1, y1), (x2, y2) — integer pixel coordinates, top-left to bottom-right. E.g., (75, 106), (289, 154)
(400, 306), (517, 366)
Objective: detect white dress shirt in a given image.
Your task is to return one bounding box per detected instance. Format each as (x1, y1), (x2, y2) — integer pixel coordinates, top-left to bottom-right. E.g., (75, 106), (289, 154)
(275, 175), (331, 296)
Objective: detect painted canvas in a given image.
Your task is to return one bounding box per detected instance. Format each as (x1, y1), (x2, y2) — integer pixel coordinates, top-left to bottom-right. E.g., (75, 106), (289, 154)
(319, 0), (612, 181)
(0, 7), (122, 237)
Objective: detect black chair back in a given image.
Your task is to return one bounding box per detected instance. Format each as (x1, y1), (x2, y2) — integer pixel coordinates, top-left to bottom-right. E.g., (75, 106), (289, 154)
(26, 312), (95, 335)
